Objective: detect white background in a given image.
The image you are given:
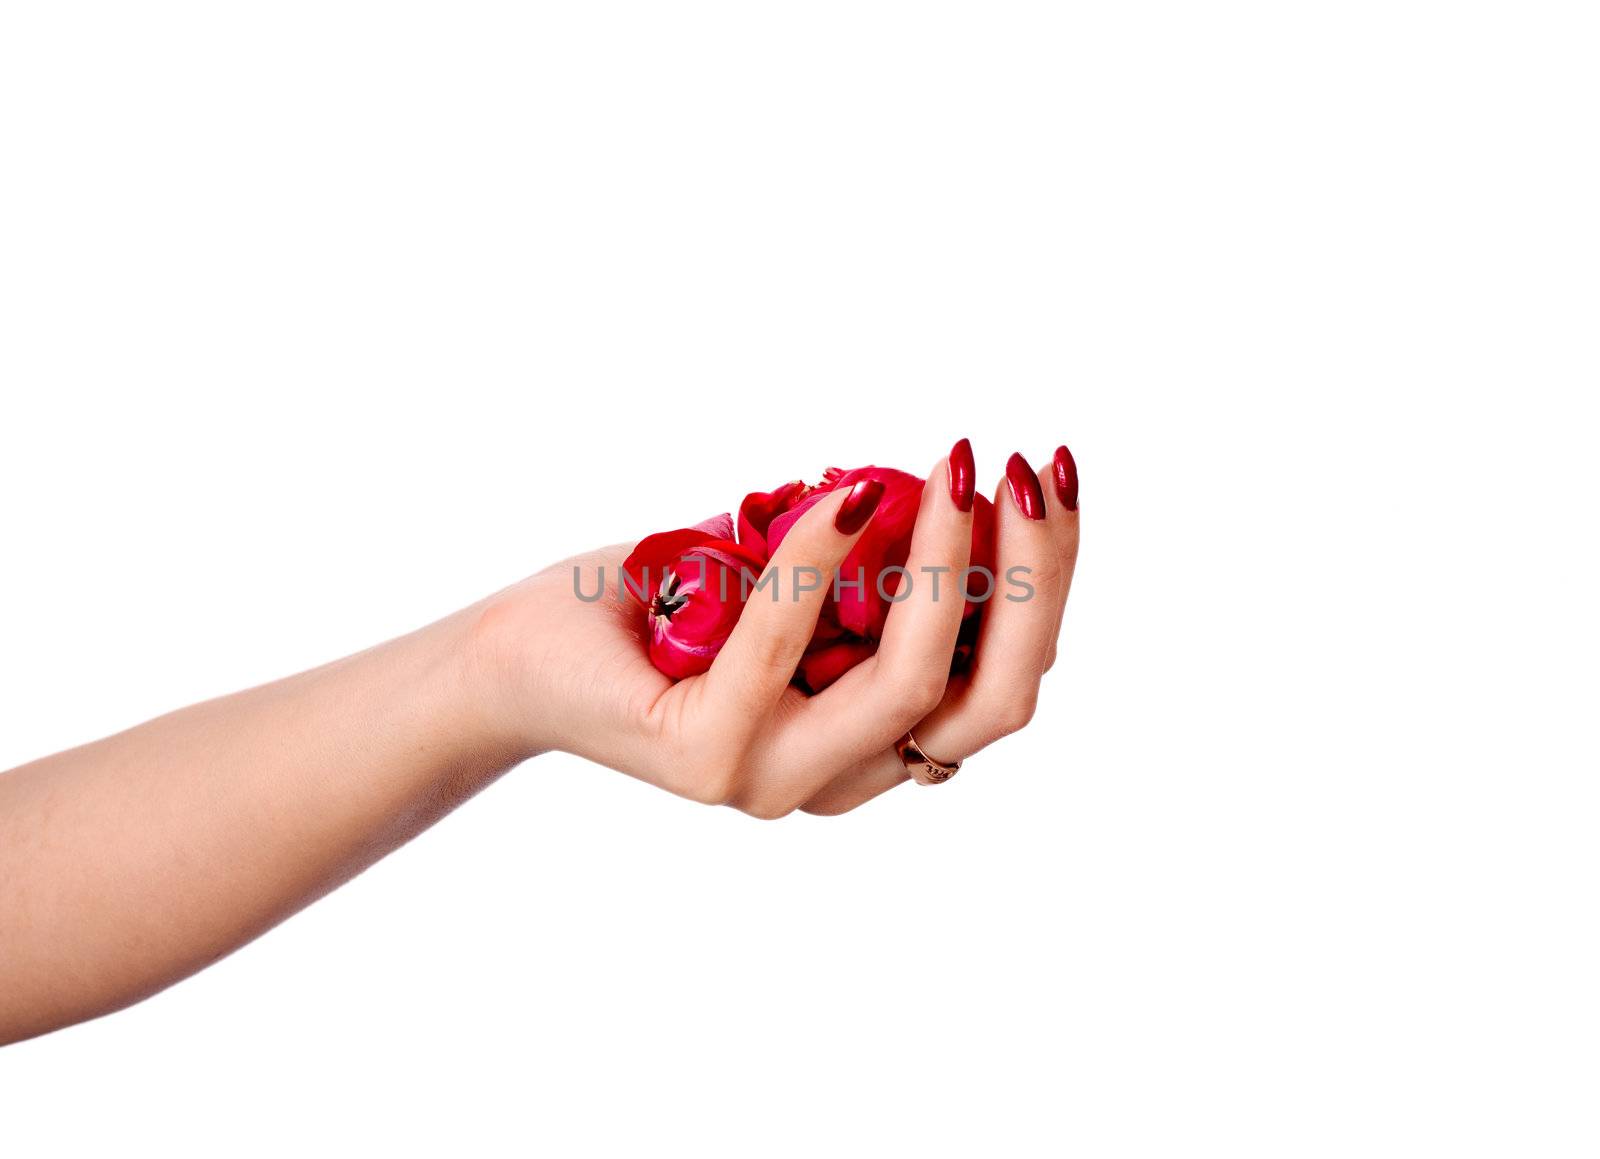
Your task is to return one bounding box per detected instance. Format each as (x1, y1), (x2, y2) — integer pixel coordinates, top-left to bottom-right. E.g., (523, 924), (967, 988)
(2, 2), (1597, 1155)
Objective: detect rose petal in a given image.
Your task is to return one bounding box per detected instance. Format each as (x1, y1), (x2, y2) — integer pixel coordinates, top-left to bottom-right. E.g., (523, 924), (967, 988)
(634, 462), (998, 689)
(796, 637), (879, 693)
(736, 480), (810, 557)
(690, 512), (736, 540)
(624, 527), (763, 608)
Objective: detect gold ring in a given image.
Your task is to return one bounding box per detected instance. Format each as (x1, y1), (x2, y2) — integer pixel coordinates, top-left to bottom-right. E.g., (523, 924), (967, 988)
(895, 729), (962, 786)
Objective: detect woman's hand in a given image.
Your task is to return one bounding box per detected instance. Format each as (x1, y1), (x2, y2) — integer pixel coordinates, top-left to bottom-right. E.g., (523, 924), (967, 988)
(0, 442), (1077, 1042)
(477, 447), (1080, 817)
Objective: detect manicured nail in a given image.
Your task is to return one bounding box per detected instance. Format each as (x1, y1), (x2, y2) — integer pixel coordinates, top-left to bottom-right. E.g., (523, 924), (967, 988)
(1005, 452), (1046, 520)
(1052, 444), (1078, 511)
(948, 437), (975, 512)
(835, 479), (885, 534)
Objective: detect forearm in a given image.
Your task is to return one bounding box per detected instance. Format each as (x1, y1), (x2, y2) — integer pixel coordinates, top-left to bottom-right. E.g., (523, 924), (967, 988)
(0, 605), (529, 1044)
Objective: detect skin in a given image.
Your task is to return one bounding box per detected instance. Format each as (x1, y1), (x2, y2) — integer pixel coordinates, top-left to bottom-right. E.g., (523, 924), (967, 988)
(0, 455), (1078, 1045)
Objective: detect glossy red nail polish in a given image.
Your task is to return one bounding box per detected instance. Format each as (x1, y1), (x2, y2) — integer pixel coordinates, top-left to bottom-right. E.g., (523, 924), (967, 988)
(835, 479), (885, 535)
(948, 437), (975, 512)
(1052, 444), (1078, 511)
(1005, 452), (1046, 520)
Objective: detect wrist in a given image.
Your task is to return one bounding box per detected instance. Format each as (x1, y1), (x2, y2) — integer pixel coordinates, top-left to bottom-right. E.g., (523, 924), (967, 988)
(378, 603), (543, 788)
(458, 588), (556, 763)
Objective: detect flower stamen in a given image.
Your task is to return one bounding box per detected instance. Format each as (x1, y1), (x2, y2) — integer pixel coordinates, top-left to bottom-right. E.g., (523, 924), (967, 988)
(648, 569), (690, 621)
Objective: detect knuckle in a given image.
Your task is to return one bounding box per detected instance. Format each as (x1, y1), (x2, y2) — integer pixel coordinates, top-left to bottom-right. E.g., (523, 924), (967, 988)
(800, 796), (850, 817)
(680, 751), (743, 806)
(749, 632), (795, 677)
(728, 618), (794, 684)
(1029, 557), (1064, 598)
(741, 794), (797, 821)
(897, 667), (949, 719)
(986, 690), (1038, 739)
(1008, 692), (1039, 733)
(684, 773), (734, 807)
(872, 645), (949, 721)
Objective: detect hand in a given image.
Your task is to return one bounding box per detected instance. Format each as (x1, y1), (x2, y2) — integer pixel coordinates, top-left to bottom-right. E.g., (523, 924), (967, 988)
(477, 448), (1080, 818)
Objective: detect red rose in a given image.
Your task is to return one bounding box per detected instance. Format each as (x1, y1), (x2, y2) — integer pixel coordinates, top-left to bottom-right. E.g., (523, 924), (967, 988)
(625, 466), (996, 691)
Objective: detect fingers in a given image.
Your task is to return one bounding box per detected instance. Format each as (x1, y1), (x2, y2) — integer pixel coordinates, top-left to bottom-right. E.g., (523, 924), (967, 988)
(1041, 444), (1081, 671)
(703, 479), (885, 739)
(801, 446), (1081, 814)
(672, 444), (1079, 820)
(936, 451), (1064, 745)
(799, 749), (908, 816)
(872, 445), (976, 704)
(753, 450), (975, 811)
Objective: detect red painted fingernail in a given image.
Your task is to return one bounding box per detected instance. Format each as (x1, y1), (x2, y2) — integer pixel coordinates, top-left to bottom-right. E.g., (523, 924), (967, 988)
(835, 479), (885, 534)
(1005, 452), (1046, 520)
(948, 437), (975, 512)
(1052, 444), (1078, 511)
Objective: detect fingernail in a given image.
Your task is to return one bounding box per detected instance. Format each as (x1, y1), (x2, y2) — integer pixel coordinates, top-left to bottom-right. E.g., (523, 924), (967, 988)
(835, 479), (885, 535)
(1005, 452), (1046, 520)
(1052, 444), (1078, 511)
(948, 437), (975, 512)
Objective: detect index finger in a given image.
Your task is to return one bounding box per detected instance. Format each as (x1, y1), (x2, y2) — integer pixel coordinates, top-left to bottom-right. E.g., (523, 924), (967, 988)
(701, 479), (885, 737)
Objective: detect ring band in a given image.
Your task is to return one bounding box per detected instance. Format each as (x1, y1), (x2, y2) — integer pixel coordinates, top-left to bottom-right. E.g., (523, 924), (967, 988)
(895, 729), (962, 786)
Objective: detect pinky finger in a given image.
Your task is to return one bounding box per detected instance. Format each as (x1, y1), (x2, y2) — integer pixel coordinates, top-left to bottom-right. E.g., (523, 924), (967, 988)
(1042, 443), (1080, 671)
